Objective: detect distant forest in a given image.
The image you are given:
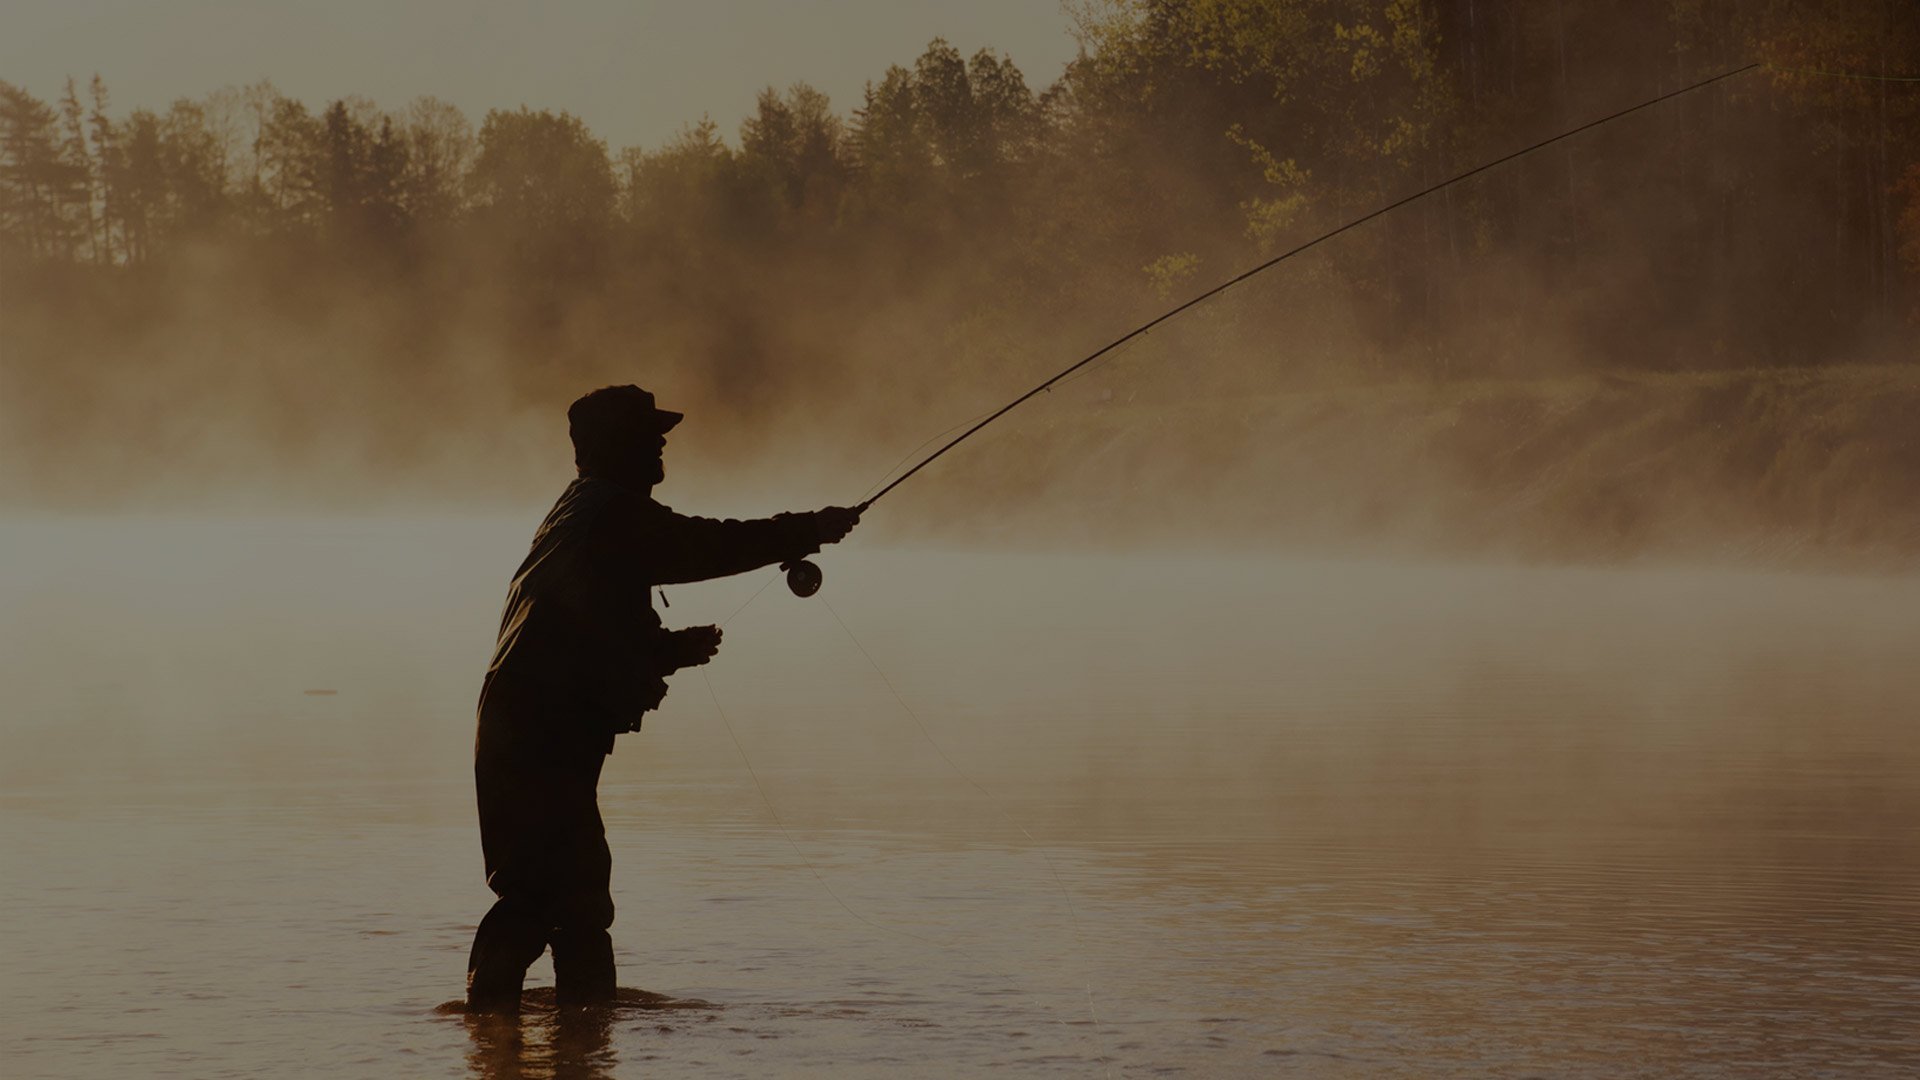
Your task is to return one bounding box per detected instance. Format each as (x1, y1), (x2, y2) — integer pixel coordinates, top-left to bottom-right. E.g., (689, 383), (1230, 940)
(1, 0), (1917, 504)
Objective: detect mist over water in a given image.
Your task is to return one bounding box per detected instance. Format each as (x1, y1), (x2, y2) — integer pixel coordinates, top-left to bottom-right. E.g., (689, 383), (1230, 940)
(4, 519), (1918, 1077)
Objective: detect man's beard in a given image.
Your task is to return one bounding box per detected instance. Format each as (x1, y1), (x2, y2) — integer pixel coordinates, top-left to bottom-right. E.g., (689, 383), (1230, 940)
(583, 448), (665, 491)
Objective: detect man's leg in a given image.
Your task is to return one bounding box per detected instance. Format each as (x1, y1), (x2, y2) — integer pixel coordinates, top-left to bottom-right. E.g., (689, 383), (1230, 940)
(551, 752), (617, 1006)
(550, 927), (615, 1005)
(466, 895), (549, 1013)
(471, 716), (559, 1014)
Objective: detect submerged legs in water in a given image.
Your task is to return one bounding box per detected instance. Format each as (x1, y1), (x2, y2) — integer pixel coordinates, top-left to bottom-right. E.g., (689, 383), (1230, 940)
(470, 710), (618, 1013)
(551, 927), (617, 1006)
(465, 898), (547, 1013)
(465, 901), (618, 1012)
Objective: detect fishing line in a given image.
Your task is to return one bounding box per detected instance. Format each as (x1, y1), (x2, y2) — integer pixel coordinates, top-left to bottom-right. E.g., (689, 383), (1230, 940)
(818, 596), (1115, 1077)
(718, 571), (782, 628)
(852, 61), (1764, 514)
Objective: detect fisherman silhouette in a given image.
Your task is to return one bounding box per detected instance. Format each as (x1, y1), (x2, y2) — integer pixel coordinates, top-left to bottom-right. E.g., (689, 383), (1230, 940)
(466, 384), (860, 1012)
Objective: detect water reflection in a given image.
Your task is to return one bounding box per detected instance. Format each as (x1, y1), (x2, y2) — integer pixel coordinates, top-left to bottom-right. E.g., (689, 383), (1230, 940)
(454, 988), (721, 1080)
(462, 1006), (615, 1080)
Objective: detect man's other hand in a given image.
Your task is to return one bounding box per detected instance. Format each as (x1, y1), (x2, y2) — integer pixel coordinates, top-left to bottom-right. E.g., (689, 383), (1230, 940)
(669, 625), (722, 669)
(625, 676), (670, 731)
(813, 506), (861, 545)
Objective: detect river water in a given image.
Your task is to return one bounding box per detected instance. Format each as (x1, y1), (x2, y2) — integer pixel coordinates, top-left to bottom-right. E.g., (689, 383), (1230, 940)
(2, 518), (1917, 1077)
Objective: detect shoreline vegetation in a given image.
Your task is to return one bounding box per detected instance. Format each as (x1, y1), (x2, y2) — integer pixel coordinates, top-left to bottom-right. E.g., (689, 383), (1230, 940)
(3, 2), (1917, 571)
(4, 364), (1914, 575)
(876, 363), (1920, 572)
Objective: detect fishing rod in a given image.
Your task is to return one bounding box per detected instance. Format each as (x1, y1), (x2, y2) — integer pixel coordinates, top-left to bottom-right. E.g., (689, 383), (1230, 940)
(782, 61), (1765, 598)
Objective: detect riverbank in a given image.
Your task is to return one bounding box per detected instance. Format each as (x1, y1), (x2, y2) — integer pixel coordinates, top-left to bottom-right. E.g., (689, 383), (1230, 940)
(878, 364), (1920, 571)
(5, 362), (1917, 572)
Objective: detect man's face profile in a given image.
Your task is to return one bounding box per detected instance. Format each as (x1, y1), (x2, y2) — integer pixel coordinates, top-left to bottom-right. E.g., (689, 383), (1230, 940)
(647, 430), (667, 486)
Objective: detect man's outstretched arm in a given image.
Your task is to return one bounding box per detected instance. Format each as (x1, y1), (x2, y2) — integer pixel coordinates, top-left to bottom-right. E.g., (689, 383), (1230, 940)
(641, 504), (859, 585)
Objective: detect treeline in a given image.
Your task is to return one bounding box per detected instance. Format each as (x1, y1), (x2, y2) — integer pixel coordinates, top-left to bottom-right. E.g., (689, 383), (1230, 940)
(1, 0), (1917, 504)
(0, 82), (475, 265)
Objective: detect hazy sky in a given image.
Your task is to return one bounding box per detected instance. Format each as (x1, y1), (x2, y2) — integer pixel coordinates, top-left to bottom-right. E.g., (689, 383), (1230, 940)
(1, 0), (1082, 150)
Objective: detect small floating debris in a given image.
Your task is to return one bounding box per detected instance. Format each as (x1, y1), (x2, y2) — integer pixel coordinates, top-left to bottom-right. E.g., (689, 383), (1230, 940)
(302, 689), (339, 696)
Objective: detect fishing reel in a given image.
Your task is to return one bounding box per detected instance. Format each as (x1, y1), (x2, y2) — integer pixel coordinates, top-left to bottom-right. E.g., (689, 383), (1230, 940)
(782, 558), (824, 598)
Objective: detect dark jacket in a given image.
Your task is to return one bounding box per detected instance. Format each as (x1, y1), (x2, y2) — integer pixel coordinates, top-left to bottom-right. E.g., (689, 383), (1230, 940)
(479, 476), (817, 753)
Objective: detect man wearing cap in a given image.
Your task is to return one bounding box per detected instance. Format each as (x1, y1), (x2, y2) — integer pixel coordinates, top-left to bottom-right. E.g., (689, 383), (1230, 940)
(466, 384), (860, 1012)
